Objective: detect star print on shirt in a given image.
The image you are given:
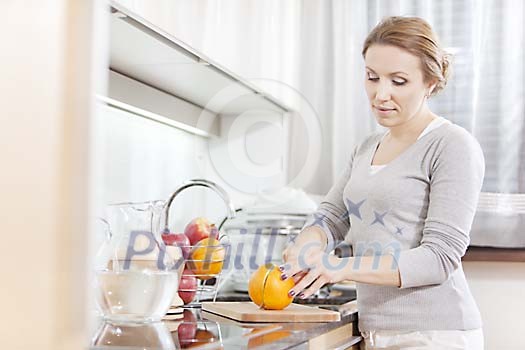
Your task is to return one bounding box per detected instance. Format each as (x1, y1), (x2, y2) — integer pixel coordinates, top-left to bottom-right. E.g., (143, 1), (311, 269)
(340, 198), (366, 221)
(370, 211), (388, 226)
(310, 213), (327, 228)
(394, 227), (404, 236)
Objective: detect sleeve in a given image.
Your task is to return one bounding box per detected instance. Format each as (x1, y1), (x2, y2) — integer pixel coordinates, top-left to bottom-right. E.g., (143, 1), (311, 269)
(396, 130), (485, 288)
(302, 145), (359, 252)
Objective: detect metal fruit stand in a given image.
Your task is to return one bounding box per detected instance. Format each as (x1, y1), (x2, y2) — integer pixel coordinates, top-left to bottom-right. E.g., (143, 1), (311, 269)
(162, 179), (236, 307)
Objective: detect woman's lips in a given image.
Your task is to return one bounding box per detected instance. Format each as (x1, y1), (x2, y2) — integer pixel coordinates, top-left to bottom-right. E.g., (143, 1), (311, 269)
(373, 106), (396, 115)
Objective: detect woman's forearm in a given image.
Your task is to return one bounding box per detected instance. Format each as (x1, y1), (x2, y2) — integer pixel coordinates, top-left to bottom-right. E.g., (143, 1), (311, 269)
(285, 227), (401, 288)
(343, 255), (401, 287)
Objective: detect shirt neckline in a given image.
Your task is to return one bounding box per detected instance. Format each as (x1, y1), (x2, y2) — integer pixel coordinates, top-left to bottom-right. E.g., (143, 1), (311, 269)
(369, 119), (450, 173)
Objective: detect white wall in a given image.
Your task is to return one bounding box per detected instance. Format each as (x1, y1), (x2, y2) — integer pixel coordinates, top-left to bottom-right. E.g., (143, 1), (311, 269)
(96, 104), (289, 230)
(97, 103), (209, 225)
(206, 112), (288, 199)
(464, 262), (525, 350)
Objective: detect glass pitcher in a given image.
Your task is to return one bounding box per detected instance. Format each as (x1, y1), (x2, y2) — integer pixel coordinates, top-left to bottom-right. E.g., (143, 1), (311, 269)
(94, 200), (184, 324)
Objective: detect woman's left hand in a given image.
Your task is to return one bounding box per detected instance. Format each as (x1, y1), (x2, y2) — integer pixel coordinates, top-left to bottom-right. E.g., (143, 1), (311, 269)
(280, 249), (350, 299)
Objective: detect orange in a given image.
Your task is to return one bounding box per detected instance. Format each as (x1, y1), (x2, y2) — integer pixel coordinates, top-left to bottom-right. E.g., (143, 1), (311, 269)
(248, 263), (295, 310)
(187, 238), (225, 280)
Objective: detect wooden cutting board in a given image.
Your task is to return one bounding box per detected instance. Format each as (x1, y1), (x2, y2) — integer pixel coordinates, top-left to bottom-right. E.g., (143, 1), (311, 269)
(201, 302), (341, 323)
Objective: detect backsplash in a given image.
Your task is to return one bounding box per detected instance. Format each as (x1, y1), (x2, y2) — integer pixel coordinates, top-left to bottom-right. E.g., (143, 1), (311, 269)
(96, 103), (289, 233)
(97, 103), (210, 231)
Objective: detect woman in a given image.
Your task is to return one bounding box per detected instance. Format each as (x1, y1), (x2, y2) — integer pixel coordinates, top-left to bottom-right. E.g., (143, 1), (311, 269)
(281, 16), (484, 349)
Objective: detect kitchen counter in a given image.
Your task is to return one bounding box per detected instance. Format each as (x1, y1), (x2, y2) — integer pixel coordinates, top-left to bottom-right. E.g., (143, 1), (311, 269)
(90, 302), (361, 349)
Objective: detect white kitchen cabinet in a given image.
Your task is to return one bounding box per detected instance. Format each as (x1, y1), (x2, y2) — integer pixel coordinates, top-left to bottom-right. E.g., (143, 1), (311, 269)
(98, 1), (293, 217)
(104, 1), (291, 137)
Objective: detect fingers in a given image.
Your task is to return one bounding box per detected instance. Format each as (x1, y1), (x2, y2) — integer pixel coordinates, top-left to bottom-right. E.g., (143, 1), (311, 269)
(291, 270), (307, 284)
(279, 249), (304, 279)
(279, 247), (319, 279)
(281, 253), (335, 299)
(287, 268), (321, 298)
(298, 275), (328, 299)
(279, 260), (302, 280)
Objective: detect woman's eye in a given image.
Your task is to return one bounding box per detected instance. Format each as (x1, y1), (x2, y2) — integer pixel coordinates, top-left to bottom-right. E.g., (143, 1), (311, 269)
(392, 79), (406, 86)
(367, 74), (379, 81)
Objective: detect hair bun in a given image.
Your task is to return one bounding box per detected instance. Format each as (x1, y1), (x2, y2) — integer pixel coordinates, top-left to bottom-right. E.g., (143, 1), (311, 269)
(441, 53), (451, 80)
(432, 52), (452, 96)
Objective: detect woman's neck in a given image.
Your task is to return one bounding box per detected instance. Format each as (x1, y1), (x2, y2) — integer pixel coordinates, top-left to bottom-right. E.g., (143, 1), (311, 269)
(388, 106), (437, 142)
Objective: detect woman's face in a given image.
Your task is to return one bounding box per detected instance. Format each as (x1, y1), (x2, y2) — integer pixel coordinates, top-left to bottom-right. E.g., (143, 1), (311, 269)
(364, 44), (434, 128)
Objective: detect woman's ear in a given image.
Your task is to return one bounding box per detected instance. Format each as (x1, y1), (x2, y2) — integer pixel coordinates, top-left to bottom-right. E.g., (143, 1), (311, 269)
(426, 80), (438, 97)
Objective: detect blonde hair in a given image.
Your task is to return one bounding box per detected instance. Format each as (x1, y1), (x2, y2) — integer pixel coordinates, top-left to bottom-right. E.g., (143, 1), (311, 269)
(362, 16), (451, 97)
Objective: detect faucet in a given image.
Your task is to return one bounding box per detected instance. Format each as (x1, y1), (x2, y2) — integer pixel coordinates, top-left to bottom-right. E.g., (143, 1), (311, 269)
(163, 179), (236, 232)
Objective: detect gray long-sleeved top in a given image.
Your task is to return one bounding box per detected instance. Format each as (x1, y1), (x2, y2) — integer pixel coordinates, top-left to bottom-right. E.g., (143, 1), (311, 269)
(305, 122), (484, 331)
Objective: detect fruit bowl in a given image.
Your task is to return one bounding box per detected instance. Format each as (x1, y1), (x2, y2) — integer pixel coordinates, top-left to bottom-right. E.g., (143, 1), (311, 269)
(167, 235), (231, 307)
(161, 179), (236, 307)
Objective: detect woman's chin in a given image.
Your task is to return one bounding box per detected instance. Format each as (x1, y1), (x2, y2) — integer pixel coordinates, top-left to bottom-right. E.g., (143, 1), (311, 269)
(375, 115), (397, 127)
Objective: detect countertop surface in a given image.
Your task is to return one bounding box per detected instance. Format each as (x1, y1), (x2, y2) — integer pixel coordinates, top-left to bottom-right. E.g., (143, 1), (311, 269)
(90, 301), (360, 350)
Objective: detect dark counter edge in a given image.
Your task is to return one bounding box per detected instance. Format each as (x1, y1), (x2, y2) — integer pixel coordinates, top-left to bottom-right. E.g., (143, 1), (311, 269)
(463, 246), (525, 262)
(202, 309), (360, 350)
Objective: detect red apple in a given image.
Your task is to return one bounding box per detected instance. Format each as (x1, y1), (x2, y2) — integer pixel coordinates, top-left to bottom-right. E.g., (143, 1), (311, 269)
(184, 217), (212, 245)
(177, 310), (197, 348)
(178, 269), (198, 304)
(162, 231), (191, 258)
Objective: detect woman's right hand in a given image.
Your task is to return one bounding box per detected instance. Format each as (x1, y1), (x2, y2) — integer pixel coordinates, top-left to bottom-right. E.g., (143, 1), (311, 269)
(281, 240), (324, 272)
(281, 243), (311, 287)
(282, 236), (353, 299)
(280, 226), (331, 295)
(281, 226), (327, 273)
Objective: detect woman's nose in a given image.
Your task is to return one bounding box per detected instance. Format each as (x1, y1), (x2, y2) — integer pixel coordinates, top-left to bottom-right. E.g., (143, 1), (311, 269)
(375, 82), (392, 101)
